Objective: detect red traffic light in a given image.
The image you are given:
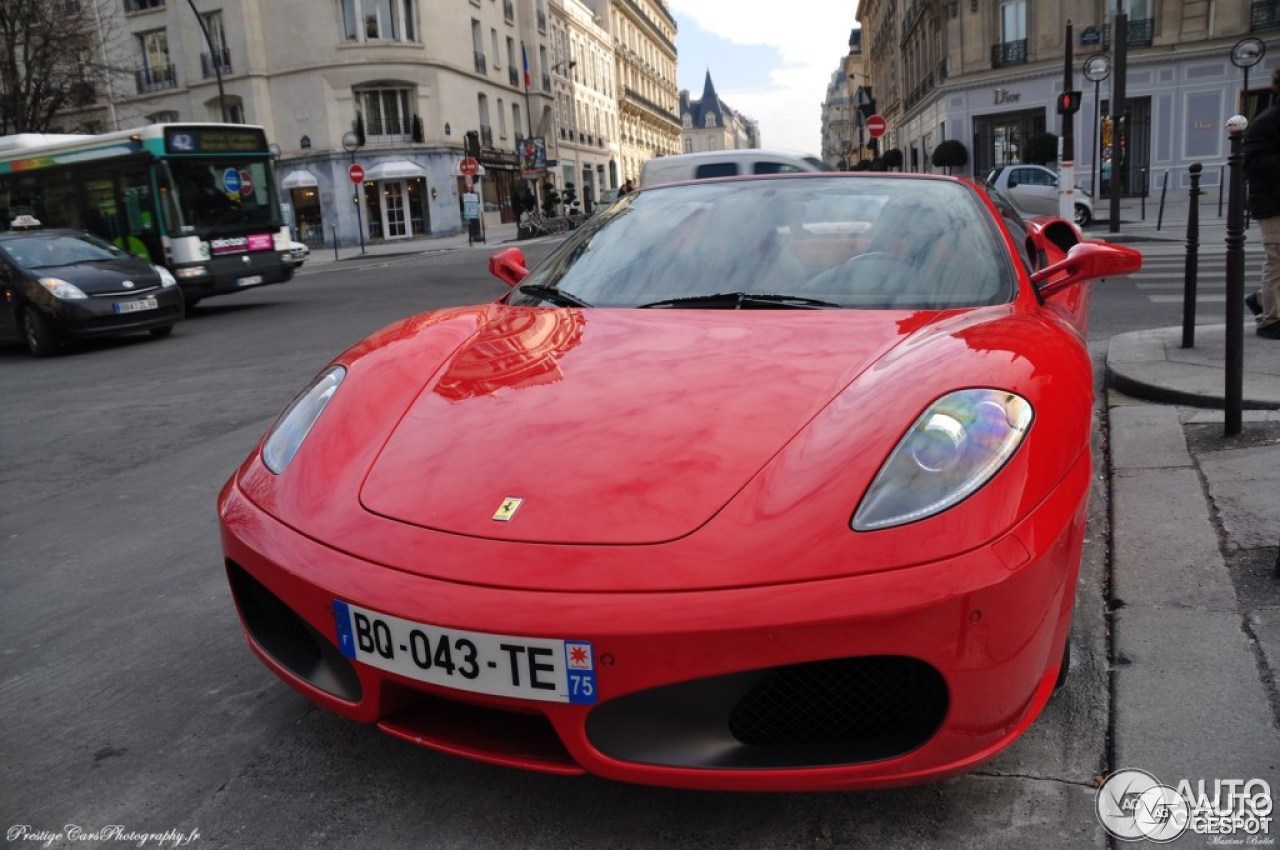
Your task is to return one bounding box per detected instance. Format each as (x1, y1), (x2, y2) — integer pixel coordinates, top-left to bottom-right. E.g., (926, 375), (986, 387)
(1057, 90), (1082, 115)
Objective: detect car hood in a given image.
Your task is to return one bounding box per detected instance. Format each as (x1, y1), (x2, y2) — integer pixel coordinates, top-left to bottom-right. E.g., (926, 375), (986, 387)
(358, 307), (918, 545)
(37, 259), (160, 294)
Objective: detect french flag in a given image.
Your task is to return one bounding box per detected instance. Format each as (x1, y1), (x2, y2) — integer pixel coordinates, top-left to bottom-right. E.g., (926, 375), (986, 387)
(522, 44), (531, 88)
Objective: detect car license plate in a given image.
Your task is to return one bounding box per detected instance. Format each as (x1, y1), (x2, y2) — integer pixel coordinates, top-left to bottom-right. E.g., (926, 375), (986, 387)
(333, 600), (596, 704)
(113, 296), (158, 314)
(237, 275), (264, 287)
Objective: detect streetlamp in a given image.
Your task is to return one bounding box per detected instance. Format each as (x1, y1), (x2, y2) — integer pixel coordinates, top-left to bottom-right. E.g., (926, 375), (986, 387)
(341, 130), (366, 255)
(185, 0), (228, 122)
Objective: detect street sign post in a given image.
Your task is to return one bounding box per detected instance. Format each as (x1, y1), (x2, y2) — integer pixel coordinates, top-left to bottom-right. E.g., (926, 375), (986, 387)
(348, 164), (365, 184)
(866, 115), (887, 139)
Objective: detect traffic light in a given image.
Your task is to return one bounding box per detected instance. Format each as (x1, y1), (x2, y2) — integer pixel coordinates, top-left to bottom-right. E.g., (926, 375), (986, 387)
(1057, 90), (1082, 115)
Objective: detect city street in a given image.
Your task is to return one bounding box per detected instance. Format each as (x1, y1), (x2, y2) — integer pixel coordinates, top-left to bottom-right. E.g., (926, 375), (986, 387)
(1, 233), (1276, 849)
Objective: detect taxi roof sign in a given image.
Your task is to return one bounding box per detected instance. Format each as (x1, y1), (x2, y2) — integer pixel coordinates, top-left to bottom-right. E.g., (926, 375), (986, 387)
(10, 214), (42, 230)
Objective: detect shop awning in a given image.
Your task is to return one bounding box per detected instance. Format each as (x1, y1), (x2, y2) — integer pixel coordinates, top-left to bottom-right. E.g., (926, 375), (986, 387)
(364, 159), (428, 181)
(281, 169), (319, 189)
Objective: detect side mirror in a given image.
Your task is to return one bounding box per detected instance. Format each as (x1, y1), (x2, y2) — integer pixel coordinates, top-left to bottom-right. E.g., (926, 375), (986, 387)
(1030, 241), (1142, 297)
(488, 247), (528, 287)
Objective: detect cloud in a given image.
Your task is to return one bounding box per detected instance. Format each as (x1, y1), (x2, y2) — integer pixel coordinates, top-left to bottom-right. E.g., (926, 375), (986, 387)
(668, 0), (859, 152)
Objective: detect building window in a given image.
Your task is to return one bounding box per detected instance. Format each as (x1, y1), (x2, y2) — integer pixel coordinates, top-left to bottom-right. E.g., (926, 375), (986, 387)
(147, 110), (180, 123)
(498, 98), (506, 138)
(339, 0), (416, 42)
(1000, 0), (1026, 42)
(682, 113), (691, 129)
(358, 86), (414, 138)
(683, 137), (692, 153)
(704, 113), (716, 128)
(136, 29), (176, 93)
(124, 0), (165, 11)
(200, 11), (232, 78)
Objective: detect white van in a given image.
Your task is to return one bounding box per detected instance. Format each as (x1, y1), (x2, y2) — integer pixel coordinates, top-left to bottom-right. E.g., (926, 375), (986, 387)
(639, 149), (826, 188)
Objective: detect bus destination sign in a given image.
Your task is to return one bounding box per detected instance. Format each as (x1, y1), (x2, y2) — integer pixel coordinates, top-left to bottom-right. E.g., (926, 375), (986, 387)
(165, 127), (267, 155)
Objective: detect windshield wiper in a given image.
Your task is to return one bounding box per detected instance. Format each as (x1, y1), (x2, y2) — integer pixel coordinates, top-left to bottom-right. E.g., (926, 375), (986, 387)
(516, 284), (593, 308)
(636, 292), (842, 309)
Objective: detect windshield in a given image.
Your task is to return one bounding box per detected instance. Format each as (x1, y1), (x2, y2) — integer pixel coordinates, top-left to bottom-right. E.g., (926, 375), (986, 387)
(509, 176), (1013, 310)
(167, 158), (280, 231)
(0, 231), (128, 270)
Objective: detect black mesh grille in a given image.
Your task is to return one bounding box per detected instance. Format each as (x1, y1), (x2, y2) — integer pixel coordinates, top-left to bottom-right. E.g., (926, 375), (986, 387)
(728, 656), (947, 750)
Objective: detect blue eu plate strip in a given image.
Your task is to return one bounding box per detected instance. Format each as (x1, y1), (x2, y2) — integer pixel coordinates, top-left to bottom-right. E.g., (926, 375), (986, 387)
(332, 600), (355, 659)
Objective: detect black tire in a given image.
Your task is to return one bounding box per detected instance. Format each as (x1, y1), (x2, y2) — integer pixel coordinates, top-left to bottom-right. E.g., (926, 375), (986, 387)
(1054, 641), (1071, 690)
(184, 296), (201, 309)
(1074, 204), (1092, 227)
(149, 325), (174, 338)
(21, 307), (58, 358)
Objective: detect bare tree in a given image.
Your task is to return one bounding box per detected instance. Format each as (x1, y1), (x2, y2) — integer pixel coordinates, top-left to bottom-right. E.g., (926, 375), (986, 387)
(0, 0), (122, 134)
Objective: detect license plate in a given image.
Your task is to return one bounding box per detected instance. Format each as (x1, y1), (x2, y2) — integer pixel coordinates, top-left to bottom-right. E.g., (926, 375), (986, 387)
(237, 275), (264, 287)
(113, 296), (158, 314)
(333, 600), (597, 704)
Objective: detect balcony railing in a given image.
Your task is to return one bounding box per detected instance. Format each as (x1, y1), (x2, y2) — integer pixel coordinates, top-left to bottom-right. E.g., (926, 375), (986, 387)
(200, 48), (231, 79)
(1253, 0), (1280, 30)
(1103, 18), (1155, 48)
(541, 73), (551, 92)
(990, 39), (1027, 68)
(474, 51), (487, 74)
(135, 64), (177, 94)
(364, 116), (412, 139)
(124, 0), (164, 11)
(480, 124), (493, 148)
(509, 67), (519, 87)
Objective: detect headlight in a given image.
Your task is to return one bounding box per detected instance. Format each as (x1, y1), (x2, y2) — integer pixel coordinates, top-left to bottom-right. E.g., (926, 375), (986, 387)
(154, 265), (178, 288)
(852, 389), (1033, 531)
(175, 266), (207, 278)
(262, 366), (346, 474)
(38, 277), (88, 300)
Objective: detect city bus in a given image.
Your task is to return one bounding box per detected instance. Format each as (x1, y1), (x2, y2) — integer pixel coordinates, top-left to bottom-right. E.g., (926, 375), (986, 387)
(0, 123), (293, 305)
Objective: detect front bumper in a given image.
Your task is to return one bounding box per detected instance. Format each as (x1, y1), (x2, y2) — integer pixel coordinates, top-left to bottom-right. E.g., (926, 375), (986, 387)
(46, 289), (184, 338)
(218, 451), (1088, 791)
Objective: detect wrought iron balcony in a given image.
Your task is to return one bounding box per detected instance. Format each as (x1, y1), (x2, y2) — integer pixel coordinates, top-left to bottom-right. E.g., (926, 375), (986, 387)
(542, 73), (551, 92)
(200, 48), (231, 79)
(1103, 18), (1155, 48)
(135, 64), (177, 94)
(1253, 0), (1280, 30)
(364, 116), (413, 139)
(480, 125), (493, 148)
(474, 51), (487, 74)
(509, 68), (519, 87)
(991, 39), (1027, 68)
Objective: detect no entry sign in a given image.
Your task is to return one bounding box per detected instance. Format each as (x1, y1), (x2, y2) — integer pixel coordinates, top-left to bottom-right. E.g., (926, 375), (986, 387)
(348, 164), (365, 183)
(459, 157), (479, 177)
(867, 115), (887, 139)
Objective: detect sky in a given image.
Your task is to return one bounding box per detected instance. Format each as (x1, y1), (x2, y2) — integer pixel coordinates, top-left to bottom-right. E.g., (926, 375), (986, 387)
(666, 0), (860, 154)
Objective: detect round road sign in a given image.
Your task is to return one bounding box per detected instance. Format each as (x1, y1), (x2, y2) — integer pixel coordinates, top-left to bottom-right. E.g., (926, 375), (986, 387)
(348, 164), (365, 184)
(460, 157), (479, 177)
(867, 114), (887, 139)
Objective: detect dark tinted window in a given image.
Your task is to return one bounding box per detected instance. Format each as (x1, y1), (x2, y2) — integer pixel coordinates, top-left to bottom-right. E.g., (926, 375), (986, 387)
(694, 163), (738, 179)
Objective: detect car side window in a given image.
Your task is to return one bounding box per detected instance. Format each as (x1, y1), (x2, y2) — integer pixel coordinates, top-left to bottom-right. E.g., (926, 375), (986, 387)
(695, 163), (738, 179)
(753, 162), (803, 174)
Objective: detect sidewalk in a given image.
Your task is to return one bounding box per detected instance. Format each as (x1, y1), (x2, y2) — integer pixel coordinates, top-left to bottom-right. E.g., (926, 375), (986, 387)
(302, 220), (522, 268)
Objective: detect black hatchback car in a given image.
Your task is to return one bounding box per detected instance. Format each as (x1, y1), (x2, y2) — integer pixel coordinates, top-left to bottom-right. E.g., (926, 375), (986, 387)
(0, 226), (185, 357)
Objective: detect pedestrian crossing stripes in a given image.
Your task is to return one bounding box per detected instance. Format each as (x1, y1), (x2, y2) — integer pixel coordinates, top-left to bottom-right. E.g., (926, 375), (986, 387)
(1117, 242), (1266, 311)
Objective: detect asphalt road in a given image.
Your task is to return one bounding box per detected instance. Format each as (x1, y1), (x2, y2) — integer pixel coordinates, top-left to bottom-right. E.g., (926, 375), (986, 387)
(2, 243), (1112, 849)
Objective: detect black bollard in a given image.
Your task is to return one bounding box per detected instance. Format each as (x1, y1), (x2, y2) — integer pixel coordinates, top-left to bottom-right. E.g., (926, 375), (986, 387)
(332, 224), (339, 261)
(1224, 117), (1248, 437)
(1157, 170), (1170, 231)
(1140, 168), (1148, 220)
(1218, 165), (1225, 218)
(1182, 163), (1202, 349)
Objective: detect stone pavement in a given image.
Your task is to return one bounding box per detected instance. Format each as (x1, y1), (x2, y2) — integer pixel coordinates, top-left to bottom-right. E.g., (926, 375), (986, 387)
(1103, 219), (1280, 841)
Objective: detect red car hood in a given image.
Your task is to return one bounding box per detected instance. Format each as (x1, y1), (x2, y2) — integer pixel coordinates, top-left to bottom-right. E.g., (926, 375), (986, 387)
(359, 307), (920, 544)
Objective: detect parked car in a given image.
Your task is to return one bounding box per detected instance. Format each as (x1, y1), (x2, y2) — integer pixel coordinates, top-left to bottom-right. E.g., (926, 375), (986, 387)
(288, 241), (310, 269)
(0, 225), (184, 357)
(986, 163), (1094, 226)
(640, 148), (826, 187)
(219, 172), (1140, 791)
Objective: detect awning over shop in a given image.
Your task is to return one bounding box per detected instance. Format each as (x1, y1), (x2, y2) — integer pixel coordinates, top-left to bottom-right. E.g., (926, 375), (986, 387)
(280, 169), (319, 189)
(364, 160), (428, 181)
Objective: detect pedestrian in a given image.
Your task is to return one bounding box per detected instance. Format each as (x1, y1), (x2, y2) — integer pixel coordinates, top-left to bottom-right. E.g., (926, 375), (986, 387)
(1243, 66), (1280, 339)
(619, 178), (634, 197)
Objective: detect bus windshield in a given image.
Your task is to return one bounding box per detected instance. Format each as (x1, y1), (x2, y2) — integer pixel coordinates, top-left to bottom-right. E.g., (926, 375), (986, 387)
(167, 158), (279, 232)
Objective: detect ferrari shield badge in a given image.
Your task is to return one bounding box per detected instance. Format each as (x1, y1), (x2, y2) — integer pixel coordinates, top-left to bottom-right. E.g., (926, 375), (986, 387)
(492, 497), (524, 522)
